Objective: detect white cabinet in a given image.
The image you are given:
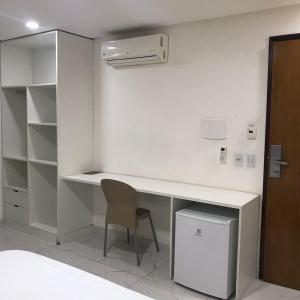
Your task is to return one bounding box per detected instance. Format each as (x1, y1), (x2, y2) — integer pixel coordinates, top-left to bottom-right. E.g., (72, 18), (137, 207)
(1, 30), (94, 241)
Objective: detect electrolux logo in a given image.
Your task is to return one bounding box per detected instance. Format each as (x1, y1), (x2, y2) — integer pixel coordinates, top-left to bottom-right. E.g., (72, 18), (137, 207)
(195, 228), (203, 237)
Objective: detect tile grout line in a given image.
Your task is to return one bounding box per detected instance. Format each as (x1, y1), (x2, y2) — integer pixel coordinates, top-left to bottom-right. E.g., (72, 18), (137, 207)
(127, 259), (170, 289)
(0, 228), (178, 297)
(1, 226), (55, 247)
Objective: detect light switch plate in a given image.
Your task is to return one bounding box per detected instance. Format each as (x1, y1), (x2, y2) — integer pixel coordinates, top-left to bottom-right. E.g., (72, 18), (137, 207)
(234, 153), (243, 167)
(247, 123), (257, 140)
(220, 147), (227, 164)
(246, 154), (256, 168)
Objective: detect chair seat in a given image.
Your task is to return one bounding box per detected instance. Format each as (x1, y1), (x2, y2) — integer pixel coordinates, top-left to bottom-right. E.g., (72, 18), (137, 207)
(136, 207), (150, 220)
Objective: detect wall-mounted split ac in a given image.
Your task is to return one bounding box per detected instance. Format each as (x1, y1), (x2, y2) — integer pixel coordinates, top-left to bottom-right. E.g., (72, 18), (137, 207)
(101, 34), (168, 68)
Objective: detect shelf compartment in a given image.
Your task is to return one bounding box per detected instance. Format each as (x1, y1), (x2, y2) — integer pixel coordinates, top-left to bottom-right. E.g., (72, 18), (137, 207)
(27, 85), (56, 124)
(3, 158), (28, 191)
(29, 163), (57, 233)
(28, 125), (57, 163)
(1, 31), (56, 86)
(2, 87), (27, 159)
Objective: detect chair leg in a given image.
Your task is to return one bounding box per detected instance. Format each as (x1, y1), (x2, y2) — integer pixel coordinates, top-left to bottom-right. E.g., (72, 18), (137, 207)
(127, 228), (130, 244)
(134, 229), (140, 266)
(103, 223), (108, 257)
(149, 214), (160, 252)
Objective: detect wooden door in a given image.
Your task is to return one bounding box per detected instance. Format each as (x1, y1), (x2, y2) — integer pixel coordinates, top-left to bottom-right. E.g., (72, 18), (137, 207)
(261, 35), (300, 290)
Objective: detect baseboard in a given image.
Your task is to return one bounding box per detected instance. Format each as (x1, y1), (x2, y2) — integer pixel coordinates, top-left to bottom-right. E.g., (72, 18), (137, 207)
(2, 220), (57, 244)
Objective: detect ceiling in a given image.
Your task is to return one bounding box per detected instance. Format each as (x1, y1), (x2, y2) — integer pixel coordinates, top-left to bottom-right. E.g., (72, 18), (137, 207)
(1, 0), (300, 40)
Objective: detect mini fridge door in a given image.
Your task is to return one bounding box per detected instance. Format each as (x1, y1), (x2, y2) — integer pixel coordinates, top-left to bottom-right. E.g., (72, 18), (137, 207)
(174, 211), (237, 299)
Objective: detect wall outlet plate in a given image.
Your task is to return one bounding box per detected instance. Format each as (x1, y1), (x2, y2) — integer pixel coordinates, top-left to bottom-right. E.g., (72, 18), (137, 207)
(234, 153), (243, 167)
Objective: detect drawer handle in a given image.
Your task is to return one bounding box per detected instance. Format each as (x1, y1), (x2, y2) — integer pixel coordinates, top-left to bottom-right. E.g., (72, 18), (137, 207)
(13, 190), (19, 193)
(14, 205), (19, 208)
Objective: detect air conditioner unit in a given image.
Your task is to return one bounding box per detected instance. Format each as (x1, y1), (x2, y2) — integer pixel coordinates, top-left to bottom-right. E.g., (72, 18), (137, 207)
(101, 34), (168, 68)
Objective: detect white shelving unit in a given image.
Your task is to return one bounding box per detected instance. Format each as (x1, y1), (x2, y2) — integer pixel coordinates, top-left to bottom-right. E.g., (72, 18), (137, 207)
(1, 30), (94, 243)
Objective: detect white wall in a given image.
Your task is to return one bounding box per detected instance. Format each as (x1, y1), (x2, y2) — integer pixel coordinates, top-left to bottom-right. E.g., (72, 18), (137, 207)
(93, 4), (300, 242)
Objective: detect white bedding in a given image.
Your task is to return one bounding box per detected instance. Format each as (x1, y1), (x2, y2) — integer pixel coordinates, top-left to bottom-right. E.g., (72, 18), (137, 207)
(0, 250), (152, 300)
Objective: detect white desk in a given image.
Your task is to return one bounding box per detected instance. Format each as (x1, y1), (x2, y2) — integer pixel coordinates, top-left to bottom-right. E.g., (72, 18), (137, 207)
(63, 172), (257, 209)
(61, 172), (260, 300)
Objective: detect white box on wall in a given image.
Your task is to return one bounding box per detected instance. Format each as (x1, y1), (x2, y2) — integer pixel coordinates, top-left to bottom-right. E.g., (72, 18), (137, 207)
(201, 118), (227, 140)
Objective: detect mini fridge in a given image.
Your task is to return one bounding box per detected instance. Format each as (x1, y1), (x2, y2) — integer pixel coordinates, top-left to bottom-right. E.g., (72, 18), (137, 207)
(174, 204), (238, 299)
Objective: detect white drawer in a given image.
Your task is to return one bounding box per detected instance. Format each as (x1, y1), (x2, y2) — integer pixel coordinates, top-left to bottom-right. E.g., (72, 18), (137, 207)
(3, 203), (28, 225)
(3, 188), (28, 208)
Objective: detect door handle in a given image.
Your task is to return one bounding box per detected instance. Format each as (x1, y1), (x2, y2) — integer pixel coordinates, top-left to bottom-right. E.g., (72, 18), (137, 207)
(269, 145), (287, 178)
(272, 160), (288, 166)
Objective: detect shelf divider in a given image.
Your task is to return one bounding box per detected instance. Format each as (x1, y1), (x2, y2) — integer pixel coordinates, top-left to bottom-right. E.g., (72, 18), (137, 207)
(30, 222), (57, 234)
(28, 122), (57, 127)
(3, 155), (27, 162)
(28, 83), (56, 87)
(29, 159), (57, 167)
(3, 184), (28, 193)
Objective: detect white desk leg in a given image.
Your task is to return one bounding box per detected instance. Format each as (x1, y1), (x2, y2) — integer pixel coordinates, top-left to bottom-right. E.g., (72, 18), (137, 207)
(169, 197), (192, 279)
(235, 196), (260, 299)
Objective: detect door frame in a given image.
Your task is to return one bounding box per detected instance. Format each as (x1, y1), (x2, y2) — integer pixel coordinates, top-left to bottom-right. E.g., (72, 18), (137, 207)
(260, 32), (300, 278)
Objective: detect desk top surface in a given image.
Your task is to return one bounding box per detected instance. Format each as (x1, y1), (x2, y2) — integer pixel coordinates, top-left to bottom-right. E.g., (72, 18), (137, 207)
(62, 172), (259, 209)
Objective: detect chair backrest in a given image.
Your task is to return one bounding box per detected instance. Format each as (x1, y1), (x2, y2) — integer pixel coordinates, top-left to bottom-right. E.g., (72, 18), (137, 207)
(101, 179), (139, 229)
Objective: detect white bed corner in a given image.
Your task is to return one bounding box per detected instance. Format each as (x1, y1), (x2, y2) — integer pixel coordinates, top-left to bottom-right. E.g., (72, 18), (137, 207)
(0, 250), (152, 300)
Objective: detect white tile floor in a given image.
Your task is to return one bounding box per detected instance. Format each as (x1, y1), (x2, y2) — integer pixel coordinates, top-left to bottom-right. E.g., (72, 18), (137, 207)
(0, 226), (299, 300)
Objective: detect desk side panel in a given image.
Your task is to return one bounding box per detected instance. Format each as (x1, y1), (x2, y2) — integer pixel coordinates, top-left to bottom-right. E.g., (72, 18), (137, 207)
(236, 196), (260, 299)
(56, 31), (94, 176)
(56, 32), (94, 240)
(58, 180), (94, 242)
